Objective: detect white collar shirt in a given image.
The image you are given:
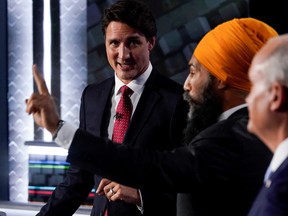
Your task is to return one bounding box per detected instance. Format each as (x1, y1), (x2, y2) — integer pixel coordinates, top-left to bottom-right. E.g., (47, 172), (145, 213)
(269, 138), (288, 173)
(108, 62), (152, 138)
(218, 104), (247, 122)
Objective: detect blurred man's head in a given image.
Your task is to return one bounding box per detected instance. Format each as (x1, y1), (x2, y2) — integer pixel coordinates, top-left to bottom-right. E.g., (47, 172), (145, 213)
(246, 34), (288, 151)
(183, 18), (278, 144)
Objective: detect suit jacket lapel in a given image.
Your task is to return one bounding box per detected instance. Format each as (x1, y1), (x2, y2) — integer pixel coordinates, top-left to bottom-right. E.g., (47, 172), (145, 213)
(124, 70), (161, 146)
(88, 78), (114, 137)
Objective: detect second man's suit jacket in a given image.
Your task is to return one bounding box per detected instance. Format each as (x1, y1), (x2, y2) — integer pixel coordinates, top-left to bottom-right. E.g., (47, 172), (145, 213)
(37, 69), (188, 216)
(67, 108), (273, 216)
(248, 157), (288, 216)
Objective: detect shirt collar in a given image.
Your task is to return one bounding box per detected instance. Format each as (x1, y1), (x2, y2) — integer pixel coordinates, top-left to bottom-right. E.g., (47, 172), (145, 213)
(269, 138), (288, 172)
(218, 104), (247, 121)
(114, 62), (152, 96)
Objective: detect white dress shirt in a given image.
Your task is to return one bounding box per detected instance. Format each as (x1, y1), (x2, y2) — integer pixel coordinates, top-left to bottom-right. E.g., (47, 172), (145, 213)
(266, 138), (288, 174)
(218, 104), (247, 121)
(107, 62), (151, 138)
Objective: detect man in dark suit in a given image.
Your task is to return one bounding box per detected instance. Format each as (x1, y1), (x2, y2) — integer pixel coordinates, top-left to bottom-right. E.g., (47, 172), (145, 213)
(34, 0), (188, 215)
(247, 34), (288, 216)
(26, 18), (276, 216)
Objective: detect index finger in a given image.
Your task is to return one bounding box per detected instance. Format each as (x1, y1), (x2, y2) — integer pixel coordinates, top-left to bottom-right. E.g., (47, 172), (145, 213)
(96, 179), (111, 194)
(33, 64), (50, 95)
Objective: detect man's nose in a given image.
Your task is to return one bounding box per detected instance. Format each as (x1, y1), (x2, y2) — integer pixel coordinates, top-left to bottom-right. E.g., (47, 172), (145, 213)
(118, 44), (130, 59)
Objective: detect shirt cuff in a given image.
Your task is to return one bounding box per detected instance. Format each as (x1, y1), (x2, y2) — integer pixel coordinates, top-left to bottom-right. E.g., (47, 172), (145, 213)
(54, 121), (77, 149)
(136, 189), (144, 214)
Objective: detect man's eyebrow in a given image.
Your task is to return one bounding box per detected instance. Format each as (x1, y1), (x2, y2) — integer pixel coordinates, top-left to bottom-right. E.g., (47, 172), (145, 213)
(127, 35), (141, 40)
(106, 38), (118, 43)
(188, 62), (196, 68)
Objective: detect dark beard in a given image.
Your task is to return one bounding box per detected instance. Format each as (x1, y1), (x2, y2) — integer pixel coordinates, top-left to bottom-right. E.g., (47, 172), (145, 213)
(183, 85), (222, 145)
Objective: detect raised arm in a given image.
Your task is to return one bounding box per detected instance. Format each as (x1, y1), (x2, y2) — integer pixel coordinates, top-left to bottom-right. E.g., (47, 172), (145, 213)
(25, 64), (60, 134)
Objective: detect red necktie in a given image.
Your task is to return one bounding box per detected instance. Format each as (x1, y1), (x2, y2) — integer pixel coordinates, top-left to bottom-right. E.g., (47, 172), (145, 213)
(112, 85), (133, 143)
(104, 86), (133, 216)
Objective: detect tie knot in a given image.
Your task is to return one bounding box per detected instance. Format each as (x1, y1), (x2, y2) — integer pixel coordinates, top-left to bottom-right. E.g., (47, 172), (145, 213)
(120, 85), (133, 96)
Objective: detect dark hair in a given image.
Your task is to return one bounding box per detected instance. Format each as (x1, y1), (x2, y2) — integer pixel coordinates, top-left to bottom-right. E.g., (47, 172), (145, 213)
(101, 0), (157, 40)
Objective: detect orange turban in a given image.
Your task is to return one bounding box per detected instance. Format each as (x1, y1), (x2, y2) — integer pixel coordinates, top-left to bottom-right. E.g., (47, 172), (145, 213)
(194, 18), (278, 92)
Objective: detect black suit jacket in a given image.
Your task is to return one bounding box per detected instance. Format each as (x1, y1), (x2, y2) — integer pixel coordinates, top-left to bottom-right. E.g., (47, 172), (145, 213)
(248, 157), (288, 216)
(67, 108), (273, 216)
(37, 70), (188, 216)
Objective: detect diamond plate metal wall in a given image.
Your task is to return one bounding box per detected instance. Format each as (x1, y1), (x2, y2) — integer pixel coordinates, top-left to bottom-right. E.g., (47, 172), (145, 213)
(60, 0), (87, 125)
(7, 0), (33, 202)
(7, 0), (87, 202)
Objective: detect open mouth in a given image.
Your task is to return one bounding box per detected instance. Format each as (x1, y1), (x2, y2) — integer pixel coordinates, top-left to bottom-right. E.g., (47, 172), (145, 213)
(117, 62), (134, 71)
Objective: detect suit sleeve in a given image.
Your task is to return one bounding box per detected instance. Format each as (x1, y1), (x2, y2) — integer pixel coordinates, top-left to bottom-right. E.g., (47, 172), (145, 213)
(67, 129), (199, 192)
(66, 116), (254, 192)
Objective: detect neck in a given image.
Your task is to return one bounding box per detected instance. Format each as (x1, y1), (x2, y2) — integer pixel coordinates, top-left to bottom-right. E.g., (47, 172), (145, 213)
(267, 117), (288, 152)
(221, 87), (247, 112)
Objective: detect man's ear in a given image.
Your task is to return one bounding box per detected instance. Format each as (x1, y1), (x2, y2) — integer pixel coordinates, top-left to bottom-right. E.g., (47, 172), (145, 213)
(216, 79), (227, 89)
(148, 36), (156, 51)
(272, 84), (288, 112)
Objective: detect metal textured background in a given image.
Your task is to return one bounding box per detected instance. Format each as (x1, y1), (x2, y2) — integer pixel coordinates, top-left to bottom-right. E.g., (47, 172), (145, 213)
(7, 0), (33, 202)
(7, 0), (87, 202)
(60, 0), (87, 125)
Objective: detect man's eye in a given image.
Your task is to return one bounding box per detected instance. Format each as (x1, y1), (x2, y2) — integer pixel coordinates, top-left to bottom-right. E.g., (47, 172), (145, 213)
(110, 41), (119, 46)
(129, 40), (140, 47)
(189, 67), (196, 75)
(189, 71), (196, 76)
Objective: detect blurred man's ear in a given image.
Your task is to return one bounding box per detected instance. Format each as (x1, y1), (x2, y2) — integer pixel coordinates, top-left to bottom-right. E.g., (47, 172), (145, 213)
(273, 84), (288, 112)
(216, 79), (227, 90)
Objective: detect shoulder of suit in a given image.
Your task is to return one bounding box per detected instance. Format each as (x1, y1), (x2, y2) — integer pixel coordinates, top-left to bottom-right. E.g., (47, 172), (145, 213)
(85, 77), (114, 90)
(151, 71), (183, 92)
(81, 77), (114, 98)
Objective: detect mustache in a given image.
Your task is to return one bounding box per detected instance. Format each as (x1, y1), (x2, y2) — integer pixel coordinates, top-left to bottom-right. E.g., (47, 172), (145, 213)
(116, 58), (134, 65)
(183, 91), (197, 106)
(183, 91), (190, 103)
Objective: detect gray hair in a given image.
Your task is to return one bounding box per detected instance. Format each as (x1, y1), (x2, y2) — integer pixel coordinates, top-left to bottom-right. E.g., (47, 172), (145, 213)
(254, 37), (288, 87)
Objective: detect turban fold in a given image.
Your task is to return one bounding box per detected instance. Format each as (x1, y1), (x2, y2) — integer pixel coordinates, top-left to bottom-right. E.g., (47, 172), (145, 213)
(194, 18), (278, 92)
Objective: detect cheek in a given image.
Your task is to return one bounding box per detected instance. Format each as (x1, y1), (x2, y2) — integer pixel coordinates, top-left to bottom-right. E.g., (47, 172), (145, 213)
(249, 93), (263, 116)
(248, 92), (269, 129)
(247, 99), (261, 134)
(184, 74), (207, 101)
(106, 48), (115, 59)
(106, 50), (117, 67)
(190, 82), (205, 103)
(133, 49), (150, 63)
